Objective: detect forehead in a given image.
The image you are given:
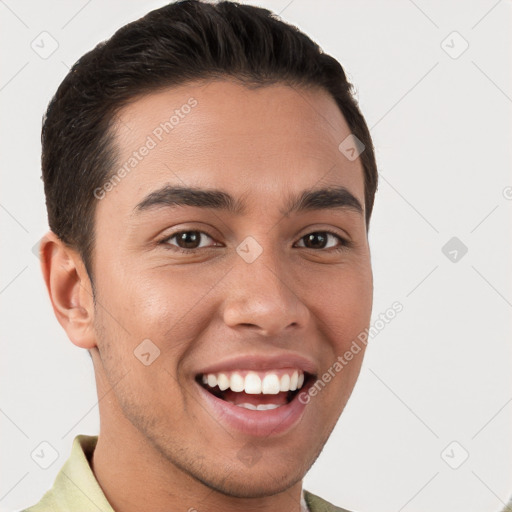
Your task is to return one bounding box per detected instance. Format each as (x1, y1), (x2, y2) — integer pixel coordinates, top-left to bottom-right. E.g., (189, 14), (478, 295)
(105, 80), (365, 216)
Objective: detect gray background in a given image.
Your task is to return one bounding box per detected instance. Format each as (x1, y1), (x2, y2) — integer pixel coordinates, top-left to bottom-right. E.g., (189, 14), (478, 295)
(1, 1), (511, 511)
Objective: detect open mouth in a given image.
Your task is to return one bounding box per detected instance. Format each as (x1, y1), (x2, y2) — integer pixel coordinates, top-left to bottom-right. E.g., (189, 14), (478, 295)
(196, 369), (312, 410)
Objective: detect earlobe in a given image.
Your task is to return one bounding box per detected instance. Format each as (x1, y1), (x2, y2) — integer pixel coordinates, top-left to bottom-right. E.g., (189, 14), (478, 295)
(40, 231), (97, 350)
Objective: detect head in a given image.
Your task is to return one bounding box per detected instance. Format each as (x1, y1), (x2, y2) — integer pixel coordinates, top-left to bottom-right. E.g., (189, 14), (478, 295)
(41, 0), (378, 499)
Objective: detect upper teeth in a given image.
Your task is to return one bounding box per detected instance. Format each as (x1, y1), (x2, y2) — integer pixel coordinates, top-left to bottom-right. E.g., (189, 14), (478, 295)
(202, 370), (305, 394)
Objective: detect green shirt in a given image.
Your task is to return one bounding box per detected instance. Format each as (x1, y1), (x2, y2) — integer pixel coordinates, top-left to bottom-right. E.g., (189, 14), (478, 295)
(22, 435), (353, 512)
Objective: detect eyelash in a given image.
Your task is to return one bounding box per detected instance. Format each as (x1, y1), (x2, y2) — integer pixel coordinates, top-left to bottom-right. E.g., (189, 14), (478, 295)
(158, 229), (351, 254)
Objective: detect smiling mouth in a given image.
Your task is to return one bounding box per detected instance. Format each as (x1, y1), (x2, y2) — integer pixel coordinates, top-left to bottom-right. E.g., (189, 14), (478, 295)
(196, 369), (312, 410)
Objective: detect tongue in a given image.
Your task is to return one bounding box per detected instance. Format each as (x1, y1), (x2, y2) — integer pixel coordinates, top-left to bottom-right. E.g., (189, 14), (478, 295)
(222, 390), (289, 406)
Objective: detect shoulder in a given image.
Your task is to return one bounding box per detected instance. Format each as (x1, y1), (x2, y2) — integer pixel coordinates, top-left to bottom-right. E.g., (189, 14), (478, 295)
(304, 489), (356, 512)
(19, 435), (113, 512)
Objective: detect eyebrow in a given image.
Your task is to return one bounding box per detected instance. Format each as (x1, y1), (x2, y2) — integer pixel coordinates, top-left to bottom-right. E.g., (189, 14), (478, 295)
(133, 184), (363, 217)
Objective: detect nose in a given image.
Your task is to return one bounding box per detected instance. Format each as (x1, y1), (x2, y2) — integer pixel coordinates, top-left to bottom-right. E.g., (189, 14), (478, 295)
(221, 244), (310, 337)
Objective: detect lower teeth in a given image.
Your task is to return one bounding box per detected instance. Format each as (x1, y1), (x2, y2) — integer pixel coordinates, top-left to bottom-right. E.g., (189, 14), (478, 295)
(229, 402), (282, 411)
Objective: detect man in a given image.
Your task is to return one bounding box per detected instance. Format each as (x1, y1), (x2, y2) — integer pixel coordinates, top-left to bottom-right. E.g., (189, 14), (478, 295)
(25, 1), (378, 511)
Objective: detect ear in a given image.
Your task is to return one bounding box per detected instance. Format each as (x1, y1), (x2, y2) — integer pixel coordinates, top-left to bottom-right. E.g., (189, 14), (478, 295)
(40, 231), (97, 350)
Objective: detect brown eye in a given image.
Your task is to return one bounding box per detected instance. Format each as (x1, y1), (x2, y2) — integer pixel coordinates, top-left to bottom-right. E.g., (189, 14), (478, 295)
(162, 230), (217, 252)
(174, 231), (202, 249)
(296, 231), (347, 250)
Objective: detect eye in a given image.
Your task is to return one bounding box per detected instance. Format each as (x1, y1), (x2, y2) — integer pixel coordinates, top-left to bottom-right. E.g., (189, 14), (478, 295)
(160, 230), (219, 253)
(295, 231), (349, 251)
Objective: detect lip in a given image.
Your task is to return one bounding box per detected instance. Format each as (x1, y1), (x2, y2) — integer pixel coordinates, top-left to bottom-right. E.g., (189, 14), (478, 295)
(194, 353), (318, 376)
(193, 353), (318, 437)
(196, 373), (314, 437)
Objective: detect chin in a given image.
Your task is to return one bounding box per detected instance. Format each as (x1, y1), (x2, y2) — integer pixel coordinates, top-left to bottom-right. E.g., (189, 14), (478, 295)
(200, 466), (305, 499)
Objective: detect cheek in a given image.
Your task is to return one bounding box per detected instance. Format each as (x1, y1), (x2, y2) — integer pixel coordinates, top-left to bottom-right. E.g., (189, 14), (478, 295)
(93, 289), (190, 419)
(102, 268), (199, 338)
(96, 266), (223, 384)
(309, 262), (373, 347)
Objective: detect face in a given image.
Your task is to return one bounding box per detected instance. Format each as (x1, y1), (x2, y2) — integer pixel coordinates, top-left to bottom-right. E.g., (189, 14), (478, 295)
(90, 80), (373, 497)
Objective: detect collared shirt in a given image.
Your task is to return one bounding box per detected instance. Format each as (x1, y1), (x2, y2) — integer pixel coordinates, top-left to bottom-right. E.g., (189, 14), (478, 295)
(21, 434), (352, 512)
